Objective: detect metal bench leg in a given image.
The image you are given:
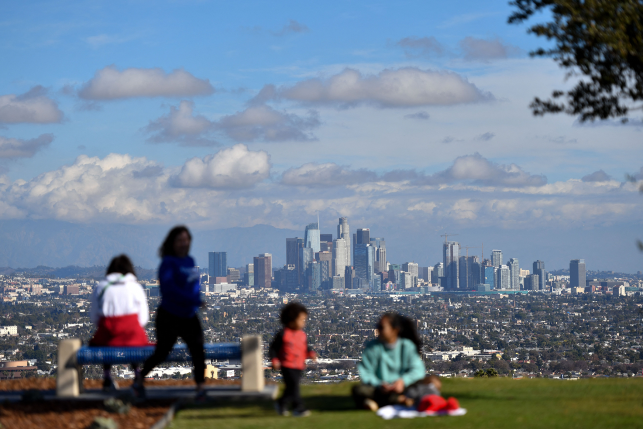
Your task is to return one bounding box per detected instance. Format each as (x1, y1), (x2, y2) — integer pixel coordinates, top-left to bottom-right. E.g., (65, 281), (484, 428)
(241, 335), (264, 392)
(56, 339), (81, 397)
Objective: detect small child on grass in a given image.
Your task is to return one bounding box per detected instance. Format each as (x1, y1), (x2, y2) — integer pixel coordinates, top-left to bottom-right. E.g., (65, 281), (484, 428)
(269, 302), (317, 417)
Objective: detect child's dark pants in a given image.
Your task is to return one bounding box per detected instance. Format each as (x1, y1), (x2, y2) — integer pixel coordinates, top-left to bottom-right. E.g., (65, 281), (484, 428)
(279, 367), (305, 412)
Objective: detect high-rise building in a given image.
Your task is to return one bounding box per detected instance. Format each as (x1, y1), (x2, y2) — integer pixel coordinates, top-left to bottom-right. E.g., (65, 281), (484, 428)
(533, 260), (547, 291)
(337, 217), (350, 266)
(525, 274), (540, 291)
(419, 266), (432, 282)
(388, 264), (401, 287)
(354, 243), (375, 289)
(244, 263), (254, 287)
(443, 241), (460, 290)
(570, 259), (586, 288)
(458, 256), (469, 289)
(332, 238), (348, 277)
(432, 263), (444, 284)
(345, 266), (355, 289)
(299, 247), (314, 286)
(309, 260), (322, 291)
(253, 253), (272, 289)
(483, 265), (495, 289)
(470, 256), (481, 288)
(208, 252), (227, 278)
(370, 238), (387, 273)
(286, 238), (301, 266)
(491, 250), (503, 267)
(316, 251), (332, 287)
(304, 223), (321, 253)
(227, 268), (240, 284)
(320, 233), (333, 243)
(508, 258), (520, 290)
(497, 265), (510, 289)
(356, 228), (370, 245)
(402, 262), (418, 287)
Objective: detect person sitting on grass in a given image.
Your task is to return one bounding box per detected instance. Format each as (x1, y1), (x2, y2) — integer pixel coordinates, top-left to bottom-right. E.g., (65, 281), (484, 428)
(89, 254), (150, 392)
(352, 312), (426, 411)
(269, 302), (317, 417)
(133, 225), (206, 401)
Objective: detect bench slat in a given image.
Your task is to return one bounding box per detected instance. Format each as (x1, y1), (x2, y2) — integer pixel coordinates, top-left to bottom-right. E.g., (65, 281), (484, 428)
(76, 343), (242, 365)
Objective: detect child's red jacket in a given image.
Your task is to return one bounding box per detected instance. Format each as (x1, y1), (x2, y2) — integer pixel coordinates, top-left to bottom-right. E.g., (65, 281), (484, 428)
(269, 327), (316, 370)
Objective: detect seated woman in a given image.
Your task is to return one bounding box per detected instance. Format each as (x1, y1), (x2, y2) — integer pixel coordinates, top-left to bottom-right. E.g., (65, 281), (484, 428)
(352, 312), (426, 411)
(89, 254), (150, 391)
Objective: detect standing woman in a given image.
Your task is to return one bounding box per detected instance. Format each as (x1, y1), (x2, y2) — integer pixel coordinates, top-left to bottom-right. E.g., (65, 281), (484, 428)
(133, 226), (206, 399)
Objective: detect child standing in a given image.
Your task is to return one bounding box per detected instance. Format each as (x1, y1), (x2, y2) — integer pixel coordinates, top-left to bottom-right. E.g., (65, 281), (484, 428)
(269, 302), (317, 417)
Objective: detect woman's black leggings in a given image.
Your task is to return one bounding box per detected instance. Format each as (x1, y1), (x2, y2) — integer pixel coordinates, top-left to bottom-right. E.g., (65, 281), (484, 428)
(140, 306), (205, 384)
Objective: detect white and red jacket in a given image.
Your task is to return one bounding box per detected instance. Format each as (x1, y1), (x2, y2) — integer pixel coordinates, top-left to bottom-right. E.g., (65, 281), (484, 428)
(89, 273), (151, 346)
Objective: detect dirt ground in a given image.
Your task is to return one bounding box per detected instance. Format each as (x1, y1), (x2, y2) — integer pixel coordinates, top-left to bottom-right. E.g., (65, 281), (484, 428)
(0, 378), (245, 428)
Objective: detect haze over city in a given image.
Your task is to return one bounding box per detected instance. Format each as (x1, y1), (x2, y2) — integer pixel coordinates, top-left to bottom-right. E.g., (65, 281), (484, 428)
(0, 0), (642, 272)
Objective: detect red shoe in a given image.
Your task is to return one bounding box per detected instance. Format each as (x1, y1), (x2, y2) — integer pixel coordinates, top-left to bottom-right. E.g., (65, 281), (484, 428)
(445, 397), (460, 411)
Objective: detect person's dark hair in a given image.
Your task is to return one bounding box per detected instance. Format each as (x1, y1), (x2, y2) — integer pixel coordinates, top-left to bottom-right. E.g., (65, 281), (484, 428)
(377, 312), (423, 355)
(106, 254), (136, 277)
(280, 302), (308, 326)
(159, 225), (192, 258)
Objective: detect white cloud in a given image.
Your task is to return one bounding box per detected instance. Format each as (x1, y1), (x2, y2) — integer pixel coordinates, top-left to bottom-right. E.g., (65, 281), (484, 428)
(459, 37), (521, 62)
(172, 144), (270, 189)
(0, 134), (53, 159)
(254, 67), (493, 108)
(217, 105), (319, 142)
(281, 163), (377, 187)
(144, 100), (216, 146)
(404, 111), (430, 120)
(0, 87), (64, 124)
(78, 66), (215, 100)
(417, 153), (547, 187)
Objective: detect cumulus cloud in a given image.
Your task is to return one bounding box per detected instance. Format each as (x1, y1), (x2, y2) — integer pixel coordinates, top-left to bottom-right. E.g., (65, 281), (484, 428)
(459, 37), (520, 62)
(404, 111), (430, 120)
(582, 170), (612, 182)
(0, 87), (64, 124)
(281, 163), (378, 187)
(0, 134), (53, 158)
(172, 144), (270, 189)
(272, 20), (309, 36)
(144, 100), (216, 146)
(78, 66), (214, 100)
(417, 153), (547, 187)
(395, 36), (444, 58)
(217, 105), (319, 142)
(252, 67), (493, 108)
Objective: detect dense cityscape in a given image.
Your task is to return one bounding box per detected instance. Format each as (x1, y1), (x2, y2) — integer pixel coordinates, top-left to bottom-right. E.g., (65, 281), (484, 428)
(0, 216), (642, 383)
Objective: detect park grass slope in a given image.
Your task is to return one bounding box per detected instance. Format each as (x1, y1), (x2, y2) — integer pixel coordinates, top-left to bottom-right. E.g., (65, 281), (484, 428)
(171, 378), (643, 429)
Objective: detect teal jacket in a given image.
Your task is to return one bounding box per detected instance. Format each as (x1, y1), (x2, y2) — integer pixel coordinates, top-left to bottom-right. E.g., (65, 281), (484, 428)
(358, 338), (425, 387)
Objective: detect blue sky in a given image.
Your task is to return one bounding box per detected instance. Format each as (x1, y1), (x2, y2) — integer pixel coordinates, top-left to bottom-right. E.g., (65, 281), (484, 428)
(0, 0), (642, 271)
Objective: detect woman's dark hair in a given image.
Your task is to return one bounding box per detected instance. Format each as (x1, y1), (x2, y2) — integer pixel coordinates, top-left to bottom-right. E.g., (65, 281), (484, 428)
(106, 254), (136, 277)
(280, 302), (308, 326)
(377, 312), (423, 355)
(159, 225), (192, 257)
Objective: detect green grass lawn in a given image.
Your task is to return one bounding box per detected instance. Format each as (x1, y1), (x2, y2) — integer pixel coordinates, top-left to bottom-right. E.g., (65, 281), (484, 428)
(170, 378), (643, 429)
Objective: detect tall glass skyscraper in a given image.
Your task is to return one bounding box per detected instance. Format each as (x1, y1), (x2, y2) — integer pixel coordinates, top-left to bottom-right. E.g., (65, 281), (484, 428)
(570, 259), (586, 288)
(498, 265), (510, 289)
(533, 260), (547, 290)
(208, 252), (227, 278)
(332, 238), (347, 277)
(483, 266), (495, 289)
(354, 243), (375, 289)
(508, 258), (519, 290)
(337, 217), (350, 266)
(491, 250), (503, 267)
(443, 241), (460, 290)
(304, 223), (320, 253)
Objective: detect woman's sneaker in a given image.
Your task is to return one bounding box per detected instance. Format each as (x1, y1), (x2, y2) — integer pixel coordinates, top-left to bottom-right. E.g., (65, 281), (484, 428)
(274, 403), (290, 416)
(292, 410), (311, 417)
(131, 376), (146, 399)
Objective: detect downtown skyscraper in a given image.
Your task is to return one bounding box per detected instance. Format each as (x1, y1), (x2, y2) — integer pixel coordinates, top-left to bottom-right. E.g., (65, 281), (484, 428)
(443, 241), (460, 290)
(337, 217), (350, 267)
(570, 259), (586, 288)
(208, 252), (227, 278)
(533, 260), (547, 290)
